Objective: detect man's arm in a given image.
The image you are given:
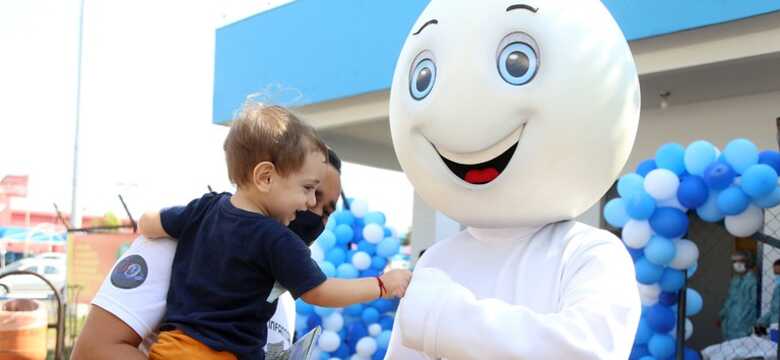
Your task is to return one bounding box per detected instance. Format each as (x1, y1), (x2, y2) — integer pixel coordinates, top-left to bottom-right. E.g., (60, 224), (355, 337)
(138, 212), (169, 239)
(70, 306), (146, 360)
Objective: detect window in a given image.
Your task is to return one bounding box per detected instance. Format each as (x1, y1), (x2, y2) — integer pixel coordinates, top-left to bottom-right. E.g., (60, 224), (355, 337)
(44, 266), (59, 275)
(21, 265), (37, 273)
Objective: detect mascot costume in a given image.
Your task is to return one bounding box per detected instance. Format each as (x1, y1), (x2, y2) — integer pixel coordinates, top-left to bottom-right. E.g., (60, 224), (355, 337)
(385, 0), (642, 358)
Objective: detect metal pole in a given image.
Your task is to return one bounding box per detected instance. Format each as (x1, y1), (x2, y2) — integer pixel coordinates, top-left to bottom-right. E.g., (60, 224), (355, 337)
(70, 0), (86, 229)
(676, 270), (688, 360)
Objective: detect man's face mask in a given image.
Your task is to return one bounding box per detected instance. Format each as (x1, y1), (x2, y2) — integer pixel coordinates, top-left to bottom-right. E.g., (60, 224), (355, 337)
(289, 210), (325, 246)
(733, 261), (746, 273)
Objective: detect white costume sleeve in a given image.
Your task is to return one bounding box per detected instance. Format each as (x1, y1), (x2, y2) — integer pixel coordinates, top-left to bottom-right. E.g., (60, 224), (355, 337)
(387, 239), (640, 360)
(91, 236), (176, 340)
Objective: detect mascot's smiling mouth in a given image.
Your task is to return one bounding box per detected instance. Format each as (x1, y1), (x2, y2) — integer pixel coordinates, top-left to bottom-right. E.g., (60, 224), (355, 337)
(428, 124), (526, 185)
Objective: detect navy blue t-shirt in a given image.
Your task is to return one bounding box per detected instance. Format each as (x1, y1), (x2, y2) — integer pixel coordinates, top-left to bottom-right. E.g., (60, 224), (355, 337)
(159, 192), (327, 360)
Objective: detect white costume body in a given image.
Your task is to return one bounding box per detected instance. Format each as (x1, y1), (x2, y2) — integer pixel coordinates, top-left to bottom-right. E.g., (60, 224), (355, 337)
(386, 0), (642, 359)
(92, 236), (296, 355)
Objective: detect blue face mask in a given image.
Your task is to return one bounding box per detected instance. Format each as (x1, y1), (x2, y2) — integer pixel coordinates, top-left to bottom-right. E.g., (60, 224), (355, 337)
(775, 276), (780, 286)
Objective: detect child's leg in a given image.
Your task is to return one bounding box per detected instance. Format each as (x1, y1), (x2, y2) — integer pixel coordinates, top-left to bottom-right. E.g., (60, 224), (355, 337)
(148, 330), (237, 360)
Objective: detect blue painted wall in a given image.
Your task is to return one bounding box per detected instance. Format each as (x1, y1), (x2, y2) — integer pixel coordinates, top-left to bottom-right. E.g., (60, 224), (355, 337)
(213, 0), (780, 123)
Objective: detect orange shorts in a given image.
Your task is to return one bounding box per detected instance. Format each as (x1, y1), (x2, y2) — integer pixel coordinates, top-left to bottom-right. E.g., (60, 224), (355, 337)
(148, 329), (237, 360)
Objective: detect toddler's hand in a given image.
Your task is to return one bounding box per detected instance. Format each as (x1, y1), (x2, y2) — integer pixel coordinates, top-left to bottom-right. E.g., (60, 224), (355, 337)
(379, 269), (412, 298)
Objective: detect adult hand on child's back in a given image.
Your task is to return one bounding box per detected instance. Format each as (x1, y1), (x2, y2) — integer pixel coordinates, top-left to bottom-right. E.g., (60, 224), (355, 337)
(380, 269), (412, 298)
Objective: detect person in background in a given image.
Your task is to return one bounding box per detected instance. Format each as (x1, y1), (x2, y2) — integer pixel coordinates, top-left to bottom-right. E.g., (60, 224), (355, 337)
(755, 259), (780, 336)
(719, 250), (758, 340)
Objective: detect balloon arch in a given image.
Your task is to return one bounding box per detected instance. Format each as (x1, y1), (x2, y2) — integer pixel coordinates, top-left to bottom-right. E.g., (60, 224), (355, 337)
(603, 139), (780, 359)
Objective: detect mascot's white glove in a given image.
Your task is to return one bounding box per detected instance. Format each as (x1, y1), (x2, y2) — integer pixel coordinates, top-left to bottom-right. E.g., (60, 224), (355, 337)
(399, 267), (475, 357)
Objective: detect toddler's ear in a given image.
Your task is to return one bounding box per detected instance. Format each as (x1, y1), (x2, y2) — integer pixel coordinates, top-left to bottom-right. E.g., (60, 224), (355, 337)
(252, 161), (276, 192)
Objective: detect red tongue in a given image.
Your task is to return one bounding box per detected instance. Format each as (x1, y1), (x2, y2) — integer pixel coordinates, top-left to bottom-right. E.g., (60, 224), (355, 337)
(464, 168), (500, 184)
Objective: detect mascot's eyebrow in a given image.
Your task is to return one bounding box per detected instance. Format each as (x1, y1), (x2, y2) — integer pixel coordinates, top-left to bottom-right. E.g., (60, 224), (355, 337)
(507, 4), (538, 13)
(413, 19), (438, 35)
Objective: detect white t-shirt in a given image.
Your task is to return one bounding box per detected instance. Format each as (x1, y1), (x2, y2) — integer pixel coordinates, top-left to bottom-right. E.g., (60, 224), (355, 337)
(92, 236), (297, 355)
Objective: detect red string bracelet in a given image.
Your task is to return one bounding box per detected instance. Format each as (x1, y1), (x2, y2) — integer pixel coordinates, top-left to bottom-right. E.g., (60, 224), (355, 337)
(375, 276), (387, 297)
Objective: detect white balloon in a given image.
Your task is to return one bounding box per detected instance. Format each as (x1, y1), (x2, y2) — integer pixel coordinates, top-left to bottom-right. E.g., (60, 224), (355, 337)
(669, 239), (699, 270)
(362, 224), (384, 244)
(668, 318), (694, 341)
(350, 356), (370, 360)
(356, 337), (378, 357)
(622, 220), (653, 249)
(658, 197), (688, 212)
(638, 283), (661, 306)
(644, 169), (680, 201)
(310, 243), (324, 262)
(323, 312), (344, 332)
(351, 199), (369, 218)
(725, 205), (764, 237)
(352, 251), (372, 270)
(318, 330), (341, 352)
(368, 323), (382, 337)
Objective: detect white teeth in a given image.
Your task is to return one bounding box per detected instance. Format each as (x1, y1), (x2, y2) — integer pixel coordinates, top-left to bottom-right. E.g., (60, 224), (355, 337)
(434, 124), (525, 165)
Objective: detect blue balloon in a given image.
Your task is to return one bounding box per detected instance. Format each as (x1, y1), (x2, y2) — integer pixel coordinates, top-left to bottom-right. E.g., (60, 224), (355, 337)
(684, 347), (701, 360)
(371, 256), (388, 270)
(659, 268), (685, 292)
(645, 236), (676, 266)
(372, 349), (387, 360)
(635, 318), (653, 344)
(362, 307), (380, 325)
(347, 321), (368, 344)
(376, 330), (392, 349)
(306, 313), (322, 329)
(647, 304), (676, 333)
(372, 299), (395, 313)
(357, 240), (377, 255)
(703, 161), (736, 190)
(649, 207), (689, 239)
(759, 150), (780, 173)
(696, 190), (724, 222)
(656, 143), (686, 175)
(318, 353), (328, 360)
(604, 198), (630, 228)
(360, 268), (380, 277)
(344, 303), (363, 317)
(677, 175), (709, 209)
(334, 224), (355, 245)
(688, 262), (698, 278)
(686, 288), (703, 316)
(334, 210), (355, 226)
(333, 343), (350, 358)
(379, 315), (394, 330)
(635, 257), (664, 284)
(363, 211), (386, 226)
(377, 237), (401, 258)
(723, 138), (759, 174)
(316, 230), (337, 250)
(319, 261), (336, 277)
(296, 298), (314, 315)
(314, 305), (335, 317)
(325, 248), (347, 266)
(741, 164), (778, 198)
(630, 344), (650, 360)
(627, 247), (644, 262)
(717, 187), (750, 215)
(337, 263), (359, 279)
(625, 191), (657, 220)
(685, 141), (718, 175)
(756, 187), (780, 208)
(618, 173), (646, 198)
(658, 291), (678, 306)
(637, 159), (657, 177)
(648, 334), (676, 359)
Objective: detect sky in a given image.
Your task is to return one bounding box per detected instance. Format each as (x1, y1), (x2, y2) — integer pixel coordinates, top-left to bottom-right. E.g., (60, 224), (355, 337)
(0, 0), (414, 235)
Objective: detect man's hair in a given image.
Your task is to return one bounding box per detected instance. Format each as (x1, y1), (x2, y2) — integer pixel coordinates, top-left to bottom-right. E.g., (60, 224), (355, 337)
(224, 102), (327, 186)
(773, 259), (780, 267)
(327, 148), (341, 173)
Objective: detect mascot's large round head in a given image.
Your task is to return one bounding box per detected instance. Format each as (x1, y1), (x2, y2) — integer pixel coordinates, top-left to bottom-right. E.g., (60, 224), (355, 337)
(389, 0), (640, 227)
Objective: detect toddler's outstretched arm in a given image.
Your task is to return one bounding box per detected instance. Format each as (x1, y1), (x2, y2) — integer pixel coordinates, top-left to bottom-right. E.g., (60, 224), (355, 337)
(138, 211), (170, 239)
(301, 269), (412, 307)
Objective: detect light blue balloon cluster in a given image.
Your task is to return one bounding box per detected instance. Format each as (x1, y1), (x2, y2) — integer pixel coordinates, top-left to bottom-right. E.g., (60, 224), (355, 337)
(296, 199), (402, 360)
(603, 139), (780, 360)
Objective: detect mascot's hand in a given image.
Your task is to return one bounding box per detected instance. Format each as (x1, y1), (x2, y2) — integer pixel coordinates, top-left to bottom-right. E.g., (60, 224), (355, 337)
(399, 267), (470, 353)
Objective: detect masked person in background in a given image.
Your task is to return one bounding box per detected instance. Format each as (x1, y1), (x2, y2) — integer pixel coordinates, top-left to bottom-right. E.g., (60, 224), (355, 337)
(755, 259), (780, 336)
(719, 251), (758, 340)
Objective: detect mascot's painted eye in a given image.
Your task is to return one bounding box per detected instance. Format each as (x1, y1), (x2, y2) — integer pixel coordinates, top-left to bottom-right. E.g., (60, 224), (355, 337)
(410, 57), (436, 100)
(498, 42), (538, 85)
